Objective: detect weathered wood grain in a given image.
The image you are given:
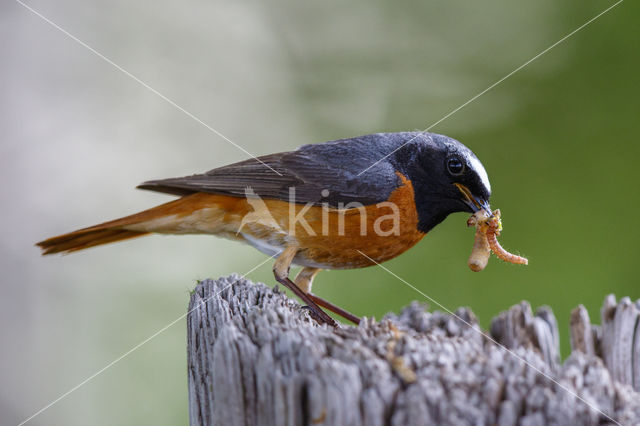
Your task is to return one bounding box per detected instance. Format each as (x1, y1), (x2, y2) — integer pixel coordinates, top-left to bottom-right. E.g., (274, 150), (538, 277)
(570, 305), (596, 357)
(187, 275), (640, 426)
(597, 296), (640, 391)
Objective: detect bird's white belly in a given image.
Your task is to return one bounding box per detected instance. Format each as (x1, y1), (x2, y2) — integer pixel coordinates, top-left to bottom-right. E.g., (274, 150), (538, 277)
(240, 232), (284, 258)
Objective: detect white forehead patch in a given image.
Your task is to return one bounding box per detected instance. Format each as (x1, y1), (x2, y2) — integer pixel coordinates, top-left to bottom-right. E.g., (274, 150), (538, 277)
(467, 155), (491, 194)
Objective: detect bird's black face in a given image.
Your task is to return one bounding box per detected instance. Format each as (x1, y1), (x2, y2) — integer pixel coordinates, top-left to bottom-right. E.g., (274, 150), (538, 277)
(395, 133), (492, 233)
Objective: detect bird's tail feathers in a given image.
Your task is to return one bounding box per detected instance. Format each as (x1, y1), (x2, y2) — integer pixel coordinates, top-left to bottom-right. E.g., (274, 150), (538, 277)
(36, 196), (193, 255)
(37, 227), (149, 255)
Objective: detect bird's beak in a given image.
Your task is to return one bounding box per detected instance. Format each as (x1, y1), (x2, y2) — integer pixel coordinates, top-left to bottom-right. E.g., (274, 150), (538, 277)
(454, 183), (491, 215)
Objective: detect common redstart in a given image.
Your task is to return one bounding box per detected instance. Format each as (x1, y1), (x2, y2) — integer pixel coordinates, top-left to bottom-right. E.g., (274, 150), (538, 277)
(38, 132), (492, 327)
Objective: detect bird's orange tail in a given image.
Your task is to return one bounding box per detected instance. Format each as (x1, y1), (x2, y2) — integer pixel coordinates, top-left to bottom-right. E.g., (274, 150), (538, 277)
(36, 196), (189, 255)
(37, 192), (239, 255)
(37, 227), (150, 255)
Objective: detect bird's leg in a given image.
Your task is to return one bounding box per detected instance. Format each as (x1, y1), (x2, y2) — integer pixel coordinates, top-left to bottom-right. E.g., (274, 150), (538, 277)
(293, 266), (321, 294)
(307, 294), (361, 325)
(295, 267), (361, 325)
(273, 247), (337, 327)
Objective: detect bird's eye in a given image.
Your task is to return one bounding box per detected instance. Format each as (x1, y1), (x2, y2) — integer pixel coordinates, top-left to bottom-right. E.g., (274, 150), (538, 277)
(447, 158), (465, 175)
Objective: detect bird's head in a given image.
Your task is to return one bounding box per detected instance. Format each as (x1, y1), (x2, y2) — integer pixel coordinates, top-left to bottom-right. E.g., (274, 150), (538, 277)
(394, 133), (492, 233)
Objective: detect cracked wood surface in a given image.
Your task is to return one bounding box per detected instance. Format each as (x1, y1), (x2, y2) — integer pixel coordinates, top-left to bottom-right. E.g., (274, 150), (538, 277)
(187, 275), (640, 426)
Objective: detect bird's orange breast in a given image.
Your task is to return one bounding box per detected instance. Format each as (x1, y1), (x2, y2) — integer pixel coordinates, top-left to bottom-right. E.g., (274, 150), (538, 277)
(287, 173), (425, 268)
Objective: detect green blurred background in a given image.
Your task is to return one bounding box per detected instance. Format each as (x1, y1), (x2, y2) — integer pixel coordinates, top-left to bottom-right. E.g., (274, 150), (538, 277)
(2, 0), (638, 424)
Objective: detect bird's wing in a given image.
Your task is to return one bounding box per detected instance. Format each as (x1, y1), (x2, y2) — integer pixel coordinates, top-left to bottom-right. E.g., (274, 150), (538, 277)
(137, 133), (414, 206)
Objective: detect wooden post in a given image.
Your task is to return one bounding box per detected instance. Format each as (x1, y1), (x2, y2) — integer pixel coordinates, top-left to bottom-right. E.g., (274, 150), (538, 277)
(187, 275), (640, 426)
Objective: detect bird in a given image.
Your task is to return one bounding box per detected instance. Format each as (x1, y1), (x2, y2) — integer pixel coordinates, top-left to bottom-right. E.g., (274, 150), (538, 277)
(37, 132), (492, 327)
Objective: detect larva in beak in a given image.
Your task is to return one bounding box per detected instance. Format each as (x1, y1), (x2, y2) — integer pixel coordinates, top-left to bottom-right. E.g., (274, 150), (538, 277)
(466, 209), (528, 271)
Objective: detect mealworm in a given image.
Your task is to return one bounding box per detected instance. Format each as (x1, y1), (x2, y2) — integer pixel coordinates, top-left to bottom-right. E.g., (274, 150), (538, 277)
(485, 230), (528, 265)
(467, 210), (491, 272)
(468, 226), (491, 271)
(485, 210), (528, 265)
(466, 209), (528, 269)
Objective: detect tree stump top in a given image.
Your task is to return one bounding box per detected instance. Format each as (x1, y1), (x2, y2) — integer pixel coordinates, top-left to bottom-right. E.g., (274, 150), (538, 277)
(187, 275), (640, 426)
